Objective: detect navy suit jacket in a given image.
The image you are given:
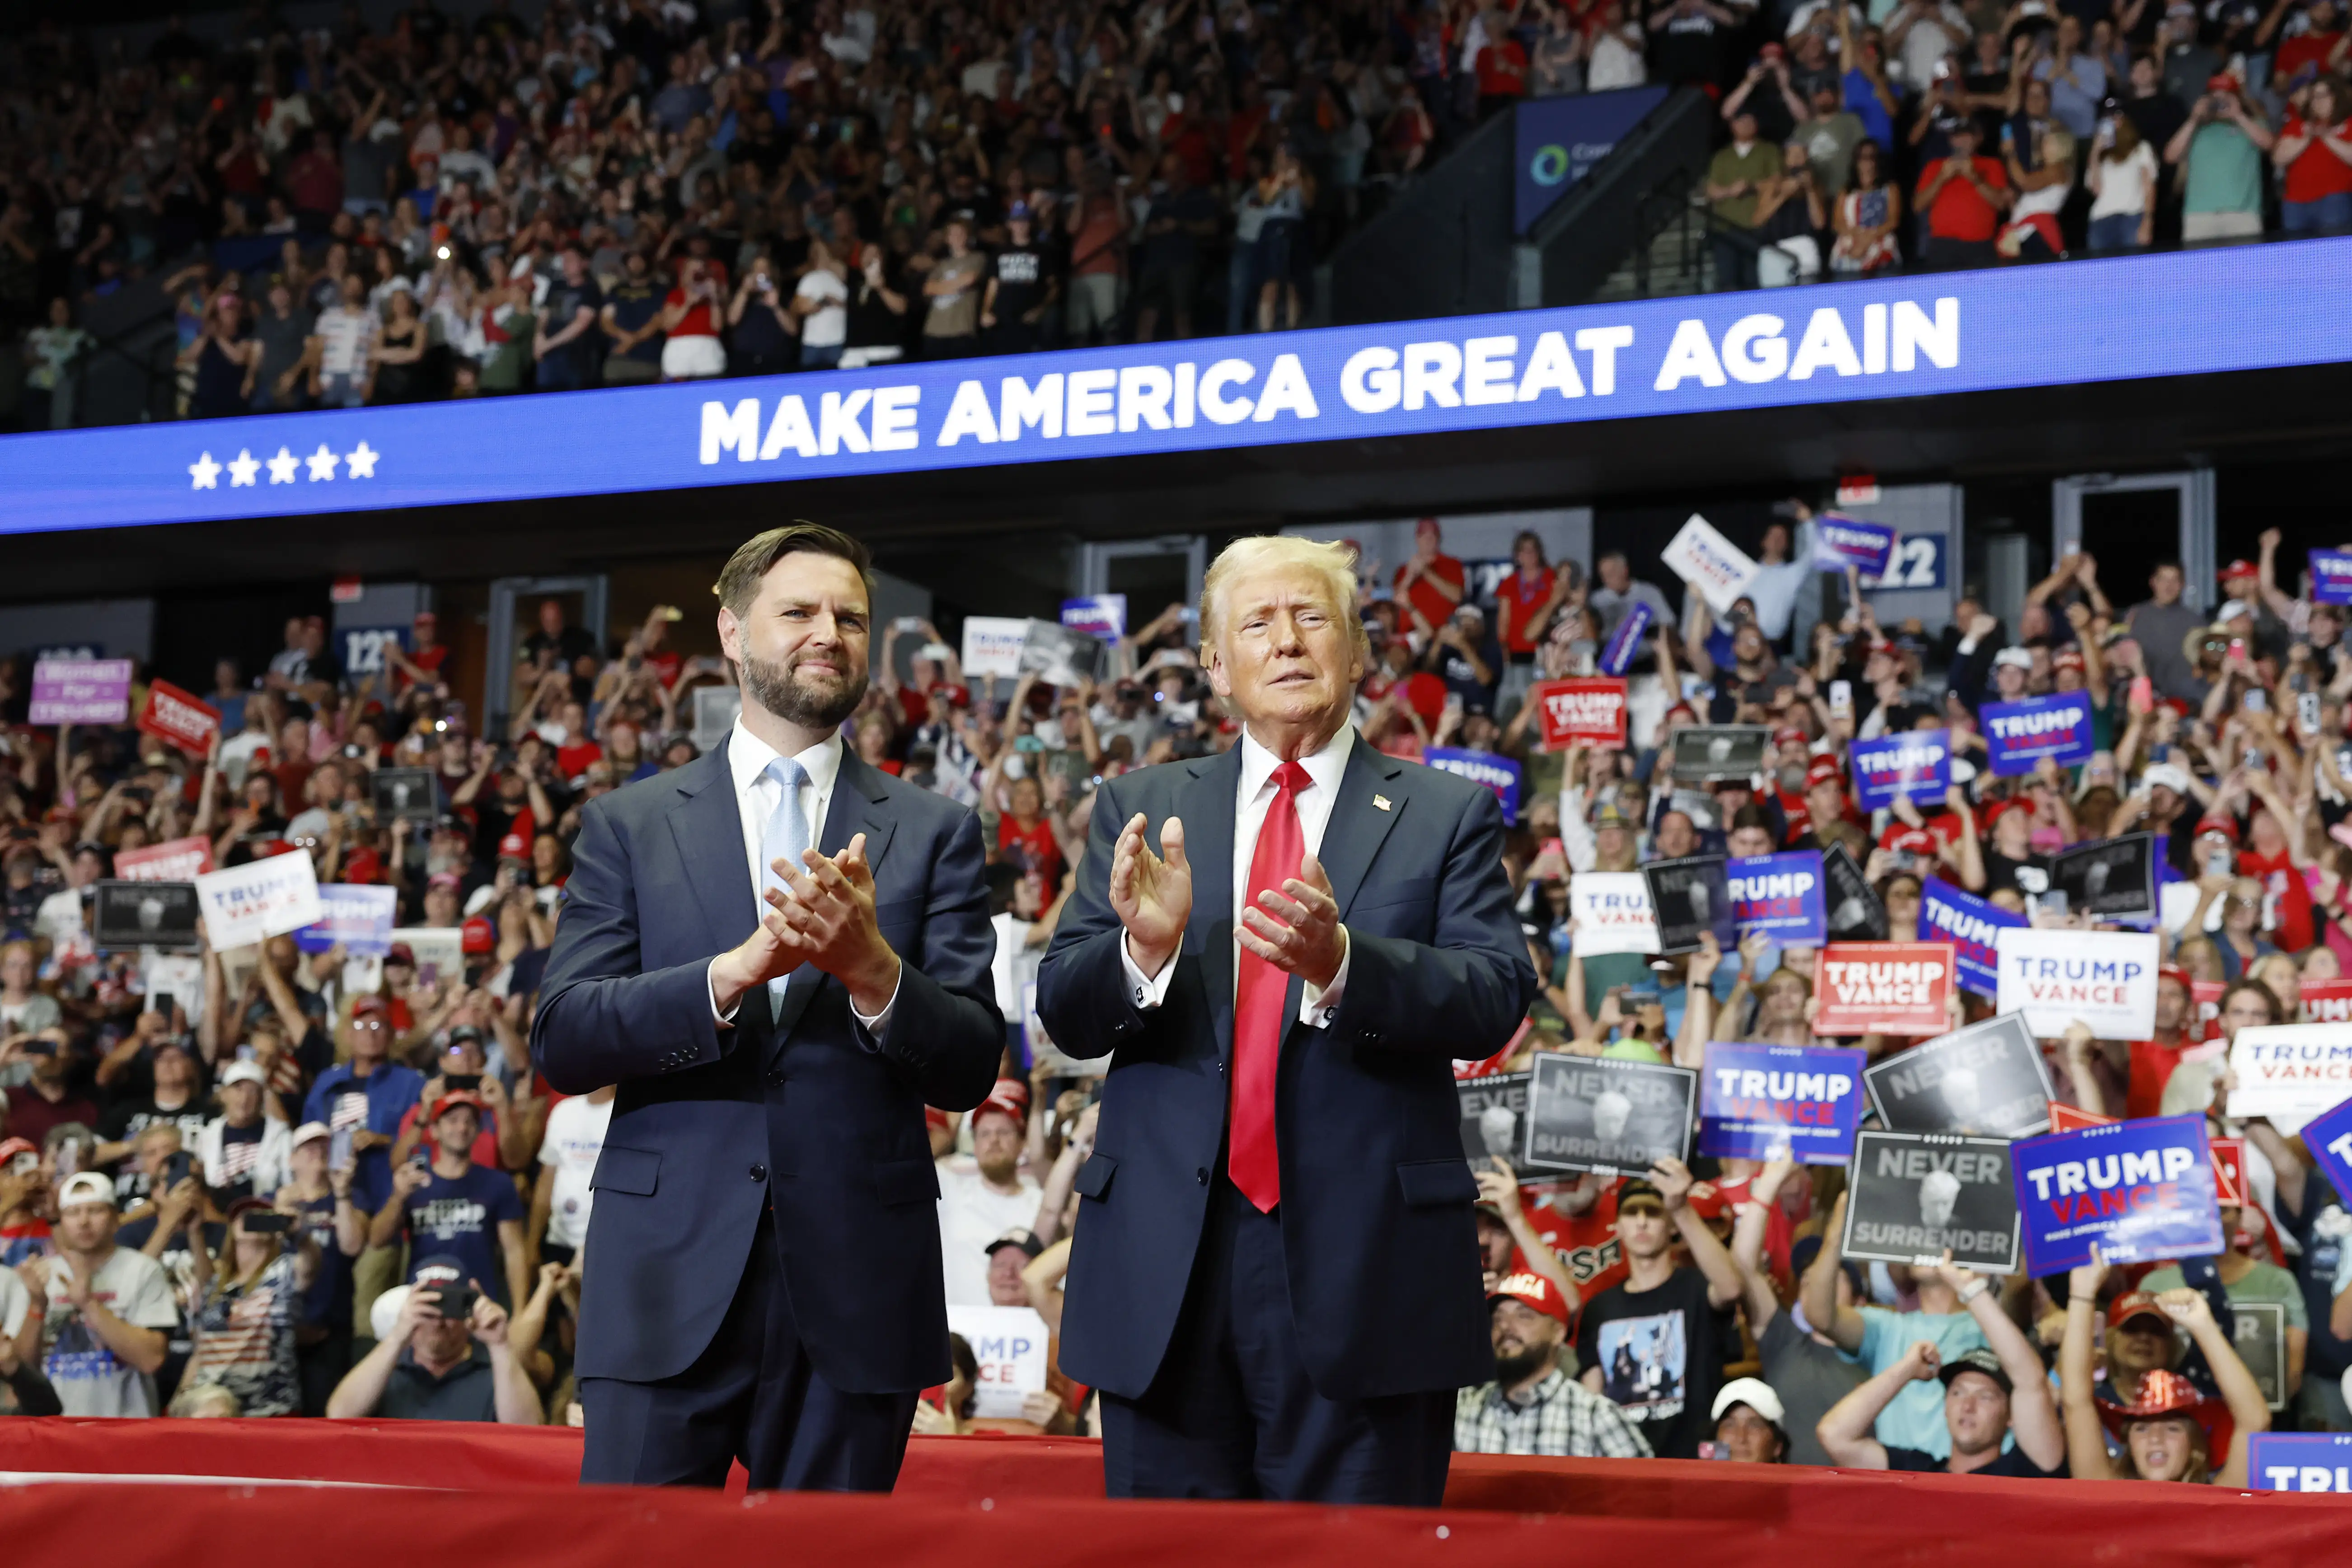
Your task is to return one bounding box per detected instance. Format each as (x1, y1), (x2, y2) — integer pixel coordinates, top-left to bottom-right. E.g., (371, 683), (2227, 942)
(1035, 741), (1537, 1402)
(532, 741), (1002, 1391)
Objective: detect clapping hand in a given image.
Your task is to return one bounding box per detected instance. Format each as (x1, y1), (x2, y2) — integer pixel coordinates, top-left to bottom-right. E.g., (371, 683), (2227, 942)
(1109, 812), (1192, 979)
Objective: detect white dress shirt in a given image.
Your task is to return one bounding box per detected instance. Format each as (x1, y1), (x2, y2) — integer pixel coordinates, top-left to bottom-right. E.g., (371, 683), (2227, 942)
(707, 717), (896, 1037)
(1120, 723), (1354, 1026)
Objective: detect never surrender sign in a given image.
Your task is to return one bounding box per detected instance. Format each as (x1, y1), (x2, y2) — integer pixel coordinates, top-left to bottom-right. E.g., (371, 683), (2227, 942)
(1426, 748), (1523, 825)
(1534, 678), (1628, 749)
(1458, 1071), (1533, 1178)
(1982, 692), (2097, 776)
(1645, 854), (1734, 955)
(1522, 1054), (1696, 1177)
(1995, 928), (2160, 1039)
(1727, 851), (1826, 944)
(1849, 729), (1950, 810)
(1842, 1131), (2020, 1273)
(1918, 876), (2024, 998)
(1814, 942), (1954, 1035)
(2011, 1113), (2224, 1274)
(1863, 1014), (2054, 1138)
(1700, 1042), (1865, 1164)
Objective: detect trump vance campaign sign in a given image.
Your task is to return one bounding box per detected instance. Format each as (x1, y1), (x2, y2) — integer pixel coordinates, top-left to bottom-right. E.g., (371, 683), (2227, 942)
(2010, 1113), (2223, 1274)
(1982, 692), (2097, 776)
(1848, 730), (1950, 810)
(1533, 678), (1628, 748)
(2226, 1025), (2352, 1127)
(1699, 1043), (1865, 1164)
(1918, 877), (2024, 998)
(1994, 927), (2160, 1040)
(1570, 872), (1660, 956)
(1659, 515), (1761, 615)
(1814, 942), (1954, 1035)
(1726, 851), (1826, 944)
(1426, 748), (1523, 825)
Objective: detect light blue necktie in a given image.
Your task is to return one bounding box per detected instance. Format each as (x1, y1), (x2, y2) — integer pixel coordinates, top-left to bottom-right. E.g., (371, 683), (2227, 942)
(761, 755), (811, 1005)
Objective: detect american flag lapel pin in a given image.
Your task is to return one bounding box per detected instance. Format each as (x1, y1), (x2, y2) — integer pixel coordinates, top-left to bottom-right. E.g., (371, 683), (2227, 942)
(1373, 794), (1392, 812)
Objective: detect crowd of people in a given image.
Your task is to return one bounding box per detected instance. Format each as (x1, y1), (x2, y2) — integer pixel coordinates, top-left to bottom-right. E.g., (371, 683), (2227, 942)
(1698, 0), (2350, 283)
(0, 508), (2349, 1483)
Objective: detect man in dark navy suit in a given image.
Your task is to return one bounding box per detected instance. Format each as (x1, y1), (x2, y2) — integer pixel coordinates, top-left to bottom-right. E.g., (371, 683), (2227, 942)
(1035, 534), (1537, 1506)
(534, 523), (1001, 1491)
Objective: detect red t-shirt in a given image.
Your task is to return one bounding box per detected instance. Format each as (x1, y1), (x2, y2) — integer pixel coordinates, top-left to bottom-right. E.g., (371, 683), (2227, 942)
(1476, 39), (1529, 97)
(998, 815), (1063, 888)
(2277, 33), (2346, 87)
(2239, 845), (2315, 953)
(1394, 555), (1467, 636)
(398, 643), (449, 690)
(2127, 1037), (2196, 1120)
(1496, 567), (1557, 654)
(1918, 155), (2008, 241)
(556, 740), (604, 779)
(665, 286), (720, 338)
(1520, 1180), (1626, 1307)
(2282, 116), (2352, 204)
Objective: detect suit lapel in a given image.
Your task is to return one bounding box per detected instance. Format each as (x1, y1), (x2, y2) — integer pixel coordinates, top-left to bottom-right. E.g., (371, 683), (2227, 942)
(1282, 743), (1407, 1031)
(769, 748), (897, 1057)
(1181, 748), (1242, 1058)
(666, 740), (755, 963)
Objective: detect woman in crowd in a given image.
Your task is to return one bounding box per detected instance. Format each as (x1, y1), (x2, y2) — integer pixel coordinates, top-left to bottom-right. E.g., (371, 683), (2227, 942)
(2085, 112), (2159, 250)
(2273, 74), (2352, 234)
(1830, 140), (1903, 274)
(181, 1195), (319, 1418)
(2061, 1259), (2267, 1486)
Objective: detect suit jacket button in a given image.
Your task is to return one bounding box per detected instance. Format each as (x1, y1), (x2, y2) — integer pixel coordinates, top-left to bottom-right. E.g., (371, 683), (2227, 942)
(1196, 1167), (1209, 1185)
(750, 1163), (768, 1181)
(767, 1070), (784, 1087)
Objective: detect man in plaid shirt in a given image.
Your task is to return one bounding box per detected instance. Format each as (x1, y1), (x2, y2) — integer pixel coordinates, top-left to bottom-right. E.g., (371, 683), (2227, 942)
(1455, 1272), (1653, 1457)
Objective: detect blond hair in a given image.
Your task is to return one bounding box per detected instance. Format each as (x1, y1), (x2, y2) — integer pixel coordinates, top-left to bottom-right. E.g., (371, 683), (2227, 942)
(1199, 535), (1370, 664)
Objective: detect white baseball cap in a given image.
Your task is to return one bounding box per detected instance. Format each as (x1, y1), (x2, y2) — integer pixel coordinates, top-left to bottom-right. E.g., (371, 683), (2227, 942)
(2144, 763), (2195, 796)
(1991, 646), (2034, 671)
(1712, 1376), (1787, 1425)
(291, 1121), (333, 1151)
(220, 1060), (269, 1089)
(58, 1171), (117, 1211)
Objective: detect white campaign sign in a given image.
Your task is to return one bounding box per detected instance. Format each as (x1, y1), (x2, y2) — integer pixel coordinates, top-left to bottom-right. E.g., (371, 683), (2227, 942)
(392, 926), (468, 988)
(2227, 1025), (2352, 1122)
(1571, 872), (1662, 956)
(193, 852), (323, 950)
(1659, 514), (1762, 616)
(960, 616), (1029, 679)
(944, 1303), (1051, 1418)
(1993, 927), (2159, 1040)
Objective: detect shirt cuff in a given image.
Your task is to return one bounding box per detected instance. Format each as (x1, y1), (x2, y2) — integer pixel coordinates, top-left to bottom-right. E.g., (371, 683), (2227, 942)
(1120, 931), (1178, 1011)
(849, 965), (900, 1045)
(709, 959), (741, 1028)
(1300, 927), (1350, 1028)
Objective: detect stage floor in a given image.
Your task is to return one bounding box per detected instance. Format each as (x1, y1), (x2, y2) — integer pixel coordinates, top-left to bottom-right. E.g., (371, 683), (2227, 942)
(4, 1420), (2350, 1567)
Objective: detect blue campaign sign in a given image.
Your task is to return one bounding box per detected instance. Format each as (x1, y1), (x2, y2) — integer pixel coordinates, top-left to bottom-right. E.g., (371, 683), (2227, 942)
(2011, 1113), (2225, 1275)
(1060, 594), (1126, 639)
(1811, 514), (1896, 579)
(1427, 748), (1523, 825)
(339, 625), (410, 677)
(1982, 692), (2098, 777)
(1726, 851), (1827, 944)
(1919, 876), (2026, 998)
(8, 241), (2352, 538)
(1514, 86), (1672, 234)
(2251, 1432), (2352, 1491)
(1699, 1042), (1868, 1163)
(1597, 601), (1651, 677)
(1872, 535), (1946, 591)
(2311, 550), (2352, 607)
(294, 883), (398, 957)
(2299, 1094), (2352, 1205)
(1849, 729), (1951, 810)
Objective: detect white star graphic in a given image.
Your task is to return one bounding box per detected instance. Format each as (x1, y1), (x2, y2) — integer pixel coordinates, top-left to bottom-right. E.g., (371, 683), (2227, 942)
(189, 452), (221, 490)
(227, 449), (260, 487)
(345, 441), (380, 479)
(267, 447), (300, 484)
(305, 444), (340, 482)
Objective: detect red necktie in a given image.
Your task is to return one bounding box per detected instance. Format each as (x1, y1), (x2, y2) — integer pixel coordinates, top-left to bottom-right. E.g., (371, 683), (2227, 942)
(1229, 760), (1308, 1212)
